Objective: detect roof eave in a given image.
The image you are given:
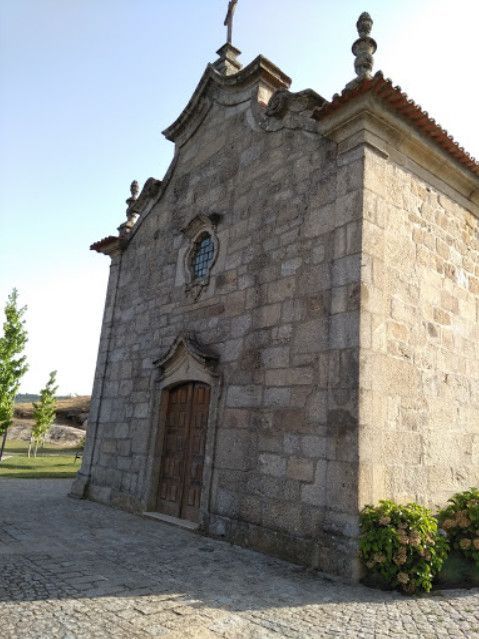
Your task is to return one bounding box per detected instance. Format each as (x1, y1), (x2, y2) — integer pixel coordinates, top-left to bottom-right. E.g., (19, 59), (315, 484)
(314, 73), (479, 182)
(314, 81), (479, 211)
(90, 236), (121, 256)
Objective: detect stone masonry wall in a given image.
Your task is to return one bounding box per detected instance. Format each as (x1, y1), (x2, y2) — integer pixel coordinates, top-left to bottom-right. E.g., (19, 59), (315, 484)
(84, 90), (366, 578)
(359, 147), (479, 510)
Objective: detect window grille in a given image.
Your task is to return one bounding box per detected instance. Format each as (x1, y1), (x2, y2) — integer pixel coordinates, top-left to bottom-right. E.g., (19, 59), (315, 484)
(191, 233), (215, 279)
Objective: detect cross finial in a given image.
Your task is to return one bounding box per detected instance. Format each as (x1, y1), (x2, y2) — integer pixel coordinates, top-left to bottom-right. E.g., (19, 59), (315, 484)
(213, 1), (242, 76)
(224, 0), (238, 45)
(352, 12), (377, 80)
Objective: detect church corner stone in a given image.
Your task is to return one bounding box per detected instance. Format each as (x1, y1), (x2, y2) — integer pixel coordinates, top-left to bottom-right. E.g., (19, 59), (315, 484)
(76, 15), (479, 582)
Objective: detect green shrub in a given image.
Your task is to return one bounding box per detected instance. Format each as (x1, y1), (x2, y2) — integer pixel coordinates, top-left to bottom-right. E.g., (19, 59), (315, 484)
(359, 500), (448, 594)
(437, 488), (479, 569)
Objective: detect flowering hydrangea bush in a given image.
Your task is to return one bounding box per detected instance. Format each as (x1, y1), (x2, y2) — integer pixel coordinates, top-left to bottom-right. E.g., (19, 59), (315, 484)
(437, 488), (479, 569)
(359, 500), (448, 593)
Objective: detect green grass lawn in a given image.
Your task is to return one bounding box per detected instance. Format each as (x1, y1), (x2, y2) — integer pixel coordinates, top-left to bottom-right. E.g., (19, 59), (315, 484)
(4, 439), (81, 455)
(0, 439), (82, 478)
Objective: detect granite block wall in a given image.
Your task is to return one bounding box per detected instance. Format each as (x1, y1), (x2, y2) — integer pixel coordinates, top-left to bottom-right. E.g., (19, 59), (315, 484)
(359, 147), (479, 510)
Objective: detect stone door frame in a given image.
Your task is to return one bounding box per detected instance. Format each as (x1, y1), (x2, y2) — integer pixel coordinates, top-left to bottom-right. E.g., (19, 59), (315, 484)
(142, 333), (222, 530)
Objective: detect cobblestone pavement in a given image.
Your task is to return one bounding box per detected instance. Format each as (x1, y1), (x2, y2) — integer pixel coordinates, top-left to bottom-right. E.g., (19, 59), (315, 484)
(1, 480), (478, 638)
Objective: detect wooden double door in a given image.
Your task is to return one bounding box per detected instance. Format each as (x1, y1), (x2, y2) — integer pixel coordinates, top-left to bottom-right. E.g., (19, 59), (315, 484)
(156, 382), (210, 523)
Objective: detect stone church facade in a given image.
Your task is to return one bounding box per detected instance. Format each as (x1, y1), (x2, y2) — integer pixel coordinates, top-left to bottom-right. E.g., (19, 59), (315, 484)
(71, 13), (479, 579)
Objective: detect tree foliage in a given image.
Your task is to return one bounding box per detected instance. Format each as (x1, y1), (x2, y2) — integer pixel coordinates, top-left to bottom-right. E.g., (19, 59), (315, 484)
(29, 370), (58, 457)
(0, 289), (28, 436)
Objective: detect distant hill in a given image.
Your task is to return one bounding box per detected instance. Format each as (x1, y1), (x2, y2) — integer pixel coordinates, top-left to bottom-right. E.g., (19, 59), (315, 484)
(14, 396), (91, 428)
(15, 393), (40, 404)
(15, 393), (83, 404)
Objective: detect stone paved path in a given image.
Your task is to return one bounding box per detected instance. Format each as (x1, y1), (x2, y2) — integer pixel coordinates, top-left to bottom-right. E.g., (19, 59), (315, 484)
(1, 479), (478, 638)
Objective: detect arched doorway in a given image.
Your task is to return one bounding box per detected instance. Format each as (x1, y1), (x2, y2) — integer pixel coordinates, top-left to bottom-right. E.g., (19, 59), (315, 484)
(156, 381), (211, 523)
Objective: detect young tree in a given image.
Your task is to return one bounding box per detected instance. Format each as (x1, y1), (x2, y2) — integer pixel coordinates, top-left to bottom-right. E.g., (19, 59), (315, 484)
(0, 290), (28, 461)
(29, 371), (58, 458)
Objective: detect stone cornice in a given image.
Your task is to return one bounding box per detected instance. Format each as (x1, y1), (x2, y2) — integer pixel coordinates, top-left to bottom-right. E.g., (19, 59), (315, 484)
(90, 236), (121, 257)
(314, 73), (479, 183)
(316, 91), (479, 214)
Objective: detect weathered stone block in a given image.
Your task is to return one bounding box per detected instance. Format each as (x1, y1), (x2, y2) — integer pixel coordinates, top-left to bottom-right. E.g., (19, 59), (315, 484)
(326, 461), (358, 513)
(239, 495), (262, 524)
(215, 429), (251, 470)
(301, 461), (327, 506)
(281, 257), (302, 276)
(253, 304), (281, 328)
(329, 312), (359, 349)
(133, 403), (149, 419)
(287, 457), (314, 482)
(258, 453), (287, 478)
(258, 433), (283, 453)
(260, 346), (289, 368)
(230, 313), (252, 337)
(265, 367), (313, 386)
(227, 385), (263, 408)
(293, 319), (328, 353)
(267, 278), (296, 303)
(223, 408), (250, 429)
(300, 435), (328, 459)
(262, 501), (302, 533)
(332, 254), (361, 287)
(263, 386), (291, 407)
(214, 488), (240, 517)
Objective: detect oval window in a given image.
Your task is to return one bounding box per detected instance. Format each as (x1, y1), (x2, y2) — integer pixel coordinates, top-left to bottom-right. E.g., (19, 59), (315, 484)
(191, 233), (215, 280)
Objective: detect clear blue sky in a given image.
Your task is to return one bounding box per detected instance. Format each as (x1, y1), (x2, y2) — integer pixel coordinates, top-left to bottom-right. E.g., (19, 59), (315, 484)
(1, 0), (478, 395)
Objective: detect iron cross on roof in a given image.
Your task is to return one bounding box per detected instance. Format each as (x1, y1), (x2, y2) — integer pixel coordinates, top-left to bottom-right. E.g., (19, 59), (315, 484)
(224, 0), (238, 44)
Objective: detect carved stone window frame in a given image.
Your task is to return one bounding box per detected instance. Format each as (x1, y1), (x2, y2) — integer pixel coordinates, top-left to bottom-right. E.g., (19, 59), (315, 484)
(182, 214), (220, 300)
(140, 333), (222, 531)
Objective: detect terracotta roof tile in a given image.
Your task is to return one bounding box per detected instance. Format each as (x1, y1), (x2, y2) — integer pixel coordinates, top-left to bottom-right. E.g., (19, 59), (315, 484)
(90, 236), (119, 252)
(313, 72), (479, 177)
